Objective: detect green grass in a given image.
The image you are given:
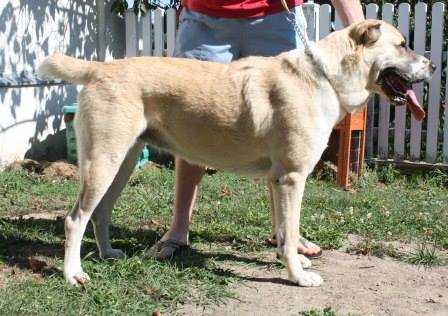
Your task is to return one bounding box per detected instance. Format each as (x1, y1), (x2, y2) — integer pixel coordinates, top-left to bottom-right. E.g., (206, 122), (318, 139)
(301, 307), (336, 316)
(405, 243), (444, 267)
(346, 238), (399, 259)
(300, 306), (360, 316)
(0, 165), (447, 314)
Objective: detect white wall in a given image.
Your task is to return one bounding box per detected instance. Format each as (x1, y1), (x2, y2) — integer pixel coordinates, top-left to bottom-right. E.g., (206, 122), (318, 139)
(0, 0), (125, 166)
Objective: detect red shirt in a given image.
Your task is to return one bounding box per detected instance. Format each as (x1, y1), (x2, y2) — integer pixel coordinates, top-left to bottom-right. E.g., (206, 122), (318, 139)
(182, 0), (303, 19)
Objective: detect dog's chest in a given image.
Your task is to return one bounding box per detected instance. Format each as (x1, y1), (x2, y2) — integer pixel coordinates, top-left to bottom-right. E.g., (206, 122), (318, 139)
(224, 157), (272, 177)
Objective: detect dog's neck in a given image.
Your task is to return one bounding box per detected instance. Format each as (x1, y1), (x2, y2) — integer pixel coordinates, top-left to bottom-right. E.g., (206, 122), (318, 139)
(304, 31), (371, 114)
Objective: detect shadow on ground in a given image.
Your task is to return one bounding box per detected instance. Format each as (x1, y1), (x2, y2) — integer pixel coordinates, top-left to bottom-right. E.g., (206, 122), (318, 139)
(0, 216), (284, 284)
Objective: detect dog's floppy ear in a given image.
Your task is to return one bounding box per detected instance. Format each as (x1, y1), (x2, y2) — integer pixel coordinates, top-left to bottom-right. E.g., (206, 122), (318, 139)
(350, 20), (382, 46)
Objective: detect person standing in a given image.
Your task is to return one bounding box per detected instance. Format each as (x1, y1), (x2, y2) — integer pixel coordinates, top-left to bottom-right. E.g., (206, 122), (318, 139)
(151, 0), (365, 259)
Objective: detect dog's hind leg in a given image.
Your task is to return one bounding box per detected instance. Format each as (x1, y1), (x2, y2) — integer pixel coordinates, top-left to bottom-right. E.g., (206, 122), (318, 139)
(270, 170), (322, 287)
(90, 140), (145, 260)
(64, 140), (144, 285)
(64, 137), (144, 286)
(64, 94), (146, 285)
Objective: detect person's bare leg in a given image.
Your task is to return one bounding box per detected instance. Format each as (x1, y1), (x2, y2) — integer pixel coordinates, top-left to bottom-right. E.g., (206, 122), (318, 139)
(267, 183), (321, 257)
(161, 157), (205, 244)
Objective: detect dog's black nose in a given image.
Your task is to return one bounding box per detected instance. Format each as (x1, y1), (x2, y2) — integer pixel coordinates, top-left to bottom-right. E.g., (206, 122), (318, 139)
(430, 62), (437, 72)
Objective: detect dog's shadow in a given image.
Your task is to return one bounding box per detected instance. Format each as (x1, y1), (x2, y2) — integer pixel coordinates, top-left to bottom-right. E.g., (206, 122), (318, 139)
(0, 216), (290, 285)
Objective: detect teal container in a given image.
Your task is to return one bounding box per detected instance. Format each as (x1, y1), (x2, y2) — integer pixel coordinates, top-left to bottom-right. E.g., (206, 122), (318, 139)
(63, 104), (78, 164)
(136, 146), (151, 169)
(62, 104), (152, 168)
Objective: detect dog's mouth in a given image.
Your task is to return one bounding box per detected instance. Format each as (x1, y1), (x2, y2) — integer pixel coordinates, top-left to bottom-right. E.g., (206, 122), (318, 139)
(377, 67), (425, 121)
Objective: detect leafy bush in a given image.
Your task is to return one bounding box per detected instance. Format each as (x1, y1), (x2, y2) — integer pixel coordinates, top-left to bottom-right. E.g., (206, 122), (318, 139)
(111, 0), (179, 16)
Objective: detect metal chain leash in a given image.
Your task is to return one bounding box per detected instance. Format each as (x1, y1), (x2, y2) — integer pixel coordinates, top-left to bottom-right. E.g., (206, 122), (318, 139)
(280, 0), (312, 53)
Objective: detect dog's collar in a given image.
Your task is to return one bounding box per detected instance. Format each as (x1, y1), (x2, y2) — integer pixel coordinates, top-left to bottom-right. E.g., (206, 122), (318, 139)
(304, 45), (357, 115)
(304, 44), (333, 86)
(305, 47), (329, 79)
(281, 1), (334, 92)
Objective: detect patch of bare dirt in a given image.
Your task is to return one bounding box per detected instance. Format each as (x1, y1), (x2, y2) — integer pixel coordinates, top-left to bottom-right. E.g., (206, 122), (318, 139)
(41, 161), (78, 180)
(343, 234), (448, 261)
(0, 264), (8, 288)
(0, 263), (44, 289)
(7, 211), (66, 221)
(6, 159), (78, 180)
(179, 250), (448, 316)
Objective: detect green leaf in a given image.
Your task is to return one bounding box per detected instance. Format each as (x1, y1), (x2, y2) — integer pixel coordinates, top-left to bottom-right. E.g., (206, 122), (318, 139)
(111, 0), (128, 16)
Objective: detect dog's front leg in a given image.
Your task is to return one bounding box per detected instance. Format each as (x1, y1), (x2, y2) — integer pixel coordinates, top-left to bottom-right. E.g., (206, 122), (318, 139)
(268, 182), (312, 269)
(270, 171), (323, 287)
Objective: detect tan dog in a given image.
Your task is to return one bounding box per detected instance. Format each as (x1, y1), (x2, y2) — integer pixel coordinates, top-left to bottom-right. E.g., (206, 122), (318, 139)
(39, 20), (434, 287)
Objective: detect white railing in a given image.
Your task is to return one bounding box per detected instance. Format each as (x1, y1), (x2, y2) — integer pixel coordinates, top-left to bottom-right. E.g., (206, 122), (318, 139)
(125, 2), (448, 167)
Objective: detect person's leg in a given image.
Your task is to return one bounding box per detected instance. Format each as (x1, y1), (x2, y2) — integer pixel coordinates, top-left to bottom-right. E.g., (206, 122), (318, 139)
(266, 184), (321, 257)
(150, 9), (240, 259)
(241, 6), (322, 257)
(161, 157), (205, 245)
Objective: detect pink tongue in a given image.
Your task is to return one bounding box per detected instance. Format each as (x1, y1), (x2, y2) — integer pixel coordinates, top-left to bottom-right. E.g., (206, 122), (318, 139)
(406, 89), (425, 121)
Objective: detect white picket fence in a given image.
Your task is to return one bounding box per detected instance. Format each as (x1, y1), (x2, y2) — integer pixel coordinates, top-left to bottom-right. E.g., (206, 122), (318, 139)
(124, 2), (448, 167)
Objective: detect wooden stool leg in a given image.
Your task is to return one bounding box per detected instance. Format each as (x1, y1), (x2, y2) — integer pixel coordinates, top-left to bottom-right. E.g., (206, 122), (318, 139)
(358, 109), (367, 177)
(337, 115), (352, 188)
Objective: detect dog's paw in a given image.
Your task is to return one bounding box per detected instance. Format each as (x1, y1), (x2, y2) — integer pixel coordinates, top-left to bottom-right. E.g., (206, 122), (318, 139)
(298, 254), (312, 269)
(291, 271), (323, 287)
(65, 270), (90, 286)
(101, 248), (125, 260)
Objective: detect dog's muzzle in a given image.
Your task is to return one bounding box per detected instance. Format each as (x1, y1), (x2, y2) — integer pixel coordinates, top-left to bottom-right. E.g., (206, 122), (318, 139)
(377, 67), (427, 121)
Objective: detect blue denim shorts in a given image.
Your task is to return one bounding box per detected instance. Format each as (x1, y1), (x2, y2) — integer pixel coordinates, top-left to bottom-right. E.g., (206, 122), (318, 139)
(174, 6), (308, 62)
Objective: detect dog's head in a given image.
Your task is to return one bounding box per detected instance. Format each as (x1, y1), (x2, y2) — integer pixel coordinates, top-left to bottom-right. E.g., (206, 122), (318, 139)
(348, 20), (435, 120)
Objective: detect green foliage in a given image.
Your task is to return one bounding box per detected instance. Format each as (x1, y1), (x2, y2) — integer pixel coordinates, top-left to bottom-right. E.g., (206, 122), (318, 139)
(111, 0), (180, 16)
(406, 243), (444, 267)
(376, 165), (401, 184)
(111, 0), (128, 17)
(301, 307), (338, 316)
(347, 238), (399, 258)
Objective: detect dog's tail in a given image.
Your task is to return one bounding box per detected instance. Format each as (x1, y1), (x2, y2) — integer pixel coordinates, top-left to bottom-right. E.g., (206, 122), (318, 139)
(38, 53), (96, 85)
